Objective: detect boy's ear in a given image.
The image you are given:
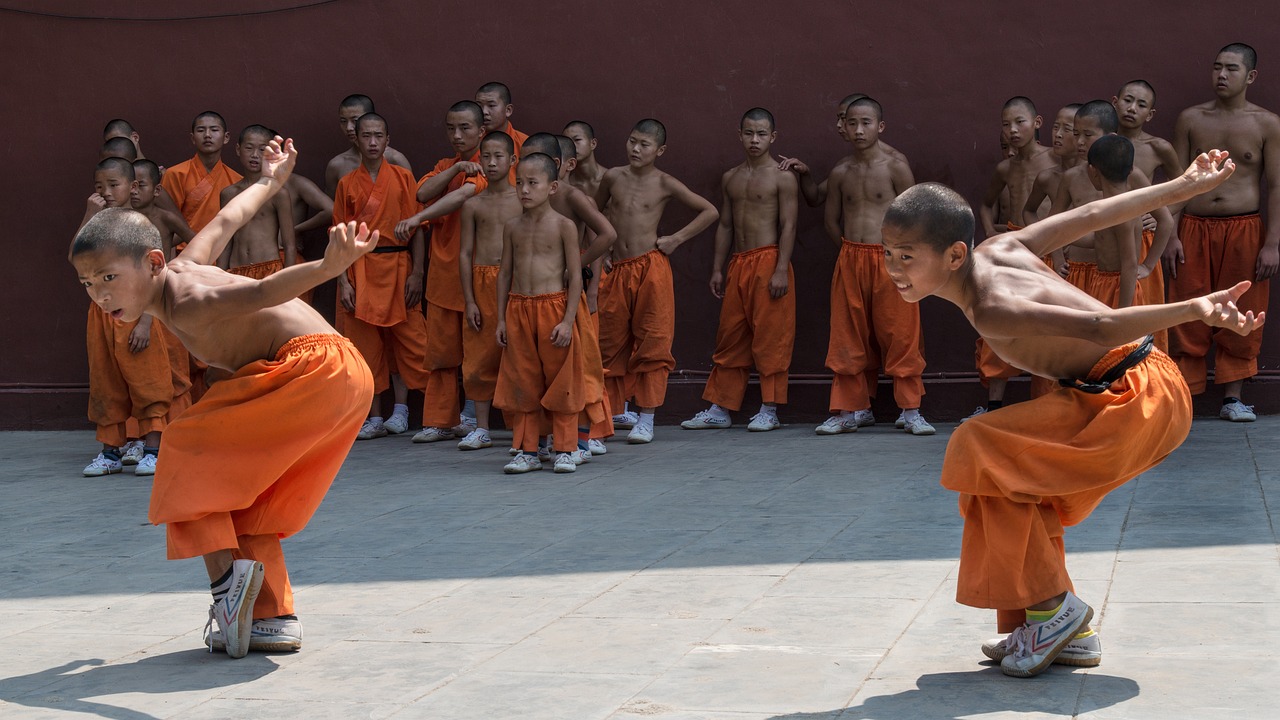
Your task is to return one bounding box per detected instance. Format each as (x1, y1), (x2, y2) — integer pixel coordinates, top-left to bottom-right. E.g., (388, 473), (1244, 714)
(145, 248), (166, 273)
(948, 240), (969, 268)
(655, 145), (666, 158)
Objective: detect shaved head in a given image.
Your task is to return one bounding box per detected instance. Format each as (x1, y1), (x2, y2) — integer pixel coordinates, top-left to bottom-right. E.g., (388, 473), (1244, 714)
(192, 111), (226, 131)
(839, 93), (868, 109)
(564, 120), (595, 140)
(519, 152), (558, 181)
(103, 118), (134, 139)
(632, 118), (666, 146)
(1088, 134), (1134, 183)
(1119, 79), (1156, 103)
(238, 124), (276, 144)
(448, 100), (484, 126)
(522, 133), (562, 162)
(340, 94), (375, 113)
(847, 97), (883, 121)
(356, 112), (388, 134)
(1076, 99), (1119, 134)
(884, 183), (975, 252)
(481, 130), (514, 155)
(133, 159), (161, 185)
(96, 156), (135, 180)
(1003, 96), (1036, 116)
(740, 107), (776, 131)
(555, 135), (577, 164)
(1220, 42), (1257, 71)
(70, 208), (161, 261)
(101, 137), (138, 161)
(476, 82), (512, 104)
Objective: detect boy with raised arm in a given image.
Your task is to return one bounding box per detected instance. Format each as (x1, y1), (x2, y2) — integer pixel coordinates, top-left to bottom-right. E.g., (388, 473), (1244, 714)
(681, 108), (797, 432)
(882, 149), (1252, 678)
(71, 137), (377, 659)
(594, 119), (719, 443)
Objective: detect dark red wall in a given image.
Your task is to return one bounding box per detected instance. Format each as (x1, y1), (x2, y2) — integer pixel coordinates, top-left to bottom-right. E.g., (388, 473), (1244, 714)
(2, 1), (1276, 427)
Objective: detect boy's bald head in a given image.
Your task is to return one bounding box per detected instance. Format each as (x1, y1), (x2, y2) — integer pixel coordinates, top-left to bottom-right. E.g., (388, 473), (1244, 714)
(481, 131), (514, 155)
(192, 111), (226, 131)
(1087, 134), (1134, 184)
(356, 112), (388, 134)
(565, 120), (595, 140)
(97, 156), (136, 181)
(632, 118), (666, 146)
(1220, 42), (1257, 71)
(1075, 100), (1119, 134)
(741, 107), (776, 131)
(847, 97), (883, 121)
(70, 208), (161, 261)
(1118, 79), (1156, 103)
(883, 182), (975, 252)
(840, 93), (868, 109)
(519, 152), (558, 182)
(555, 135), (577, 163)
(1003, 96), (1036, 116)
(522, 133), (562, 163)
(340, 94), (375, 113)
(239, 124), (277, 144)
(133, 159), (162, 186)
(476, 82), (512, 104)
(103, 118), (135, 139)
(101, 137), (138, 161)
(448, 100), (484, 126)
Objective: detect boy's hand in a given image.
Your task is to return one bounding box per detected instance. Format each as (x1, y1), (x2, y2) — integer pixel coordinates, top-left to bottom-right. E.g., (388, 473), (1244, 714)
(1256, 245), (1279, 281)
(769, 268), (790, 298)
(1178, 150), (1234, 195)
(1136, 264), (1152, 280)
(338, 277), (356, 312)
(1162, 237), (1185, 279)
(550, 321), (573, 348)
(1191, 281), (1266, 336)
(395, 214), (422, 242)
(404, 272), (423, 308)
(87, 193), (106, 211)
(777, 156), (810, 175)
(466, 302), (482, 331)
(323, 221), (379, 278)
(127, 314), (152, 353)
(656, 235), (680, 255)
(495, 321), (507, 348)
(261, 137), (297, 185)
(709, 270), (724, 298)
(456, 161), (482, 177)
(1140, 213), (1157, 233)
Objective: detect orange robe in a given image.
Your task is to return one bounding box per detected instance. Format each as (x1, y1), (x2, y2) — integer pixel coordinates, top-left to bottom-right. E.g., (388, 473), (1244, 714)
(493, 292), (589, 454)
(703, 245), (795, 410)
(149, 334), (373, 619)
(1138, 229), (1168, 352)
(826, 239), (925, 412)
(229, 258), (284, 280)
(461, 265), (503, 402)
(1167, 214), (1268, 393)
(577, 299), (611, 439)
(496, 121), (530, 155)
(160, 155), (242, 237)
(597, 250), (678, 410)
(333, 160), (429, 395)
(86, 305), (178, 446)
(943, 340), (1190, 631)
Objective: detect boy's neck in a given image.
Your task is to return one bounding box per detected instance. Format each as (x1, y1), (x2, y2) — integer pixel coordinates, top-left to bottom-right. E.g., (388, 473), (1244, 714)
(1059, 154), (1080, 171)
(197, 151), (221, 171)
(1215, 92), (1248, 111)
(744, 152), (776, 169)
(361, 155), (384, 174)
(524, 202), (552, 218)
(484, 177), (514, 195)
(1117, 125), (1145, 141)
(573, 156), (601, 177)
(851, 141), (883, 161)
(1012, 141), (1042, 160)
(241, 170), (262, 183)
(458, 145), (479, 160)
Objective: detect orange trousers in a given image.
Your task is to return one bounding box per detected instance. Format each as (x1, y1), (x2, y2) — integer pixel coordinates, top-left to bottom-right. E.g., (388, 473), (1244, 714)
(826, 240), (925, 411)
(577, 305), (612, 438)
(493, 292), (588, 453)
(703, 245), (795, 410)
(1085, 269), (1145, 309)
(336, 304), (429, 395)
(149, 334), (373, 619)
(461, 266), (502, 402)
(598, 250), (677, 410)
(1065, 260), (1097, 293)
(1138, 229), (1168, 352)
(423, 301), (464, 427)
(1168, 214), (1269, 392)
(229, 258), (284, 280)
(86, 305), (176, 446)
(942, 342), (1190, 631)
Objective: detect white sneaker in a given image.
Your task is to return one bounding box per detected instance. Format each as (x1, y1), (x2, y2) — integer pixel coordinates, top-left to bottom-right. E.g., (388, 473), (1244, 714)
(815, 415), (858, 435)
(134, 453), (158, 476)
(1220, 401), (1257, 422)
(120, 440), (144, 466)
(457, 428), (492, 450)
(356, 418), (387, 440)
(983, 630), (1101, 668)
(902, 415), (936, 436)
(853, 409), (875, 427)
(588, 439), (608, 456)
(206, 559), (265, 659)
(681, 409), (731, 430)
(999, 592), (1094, 677)
(537, 445), (552, 462)
(960, 406), (987, 424)
(452, 414), (478, 435)
(83, 452), (123, 477)
(747, 412), (780, 432)
(383, 410), (410, 435)
(412, 426), (454, 443)
(207, 615), (304, 652)
(612, 411), (640, 430)
(895, 412), (906, 429)
(504, 453), (543, 474)
(627, 423), (654, 444)
(570, 448), (591, 465)
(509, 447), (520, 456)
(554, 452), (577, 473)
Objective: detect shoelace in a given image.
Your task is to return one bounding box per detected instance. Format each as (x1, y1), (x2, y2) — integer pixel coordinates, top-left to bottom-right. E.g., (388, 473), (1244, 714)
(749, 412), (775, 426)
(204, 604), (217, 653)
(695, 410), (726, 423)
(1005, 624), (1032, 658)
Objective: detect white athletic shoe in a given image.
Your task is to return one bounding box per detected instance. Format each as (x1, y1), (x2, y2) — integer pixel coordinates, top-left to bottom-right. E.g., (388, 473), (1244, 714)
(627, 423), (654, 444)
(983, 630), (1101, 668)
(508, 447), (520, 456)
(120, 440), (144, 466)
(537, 445), (552, 462)
(895, 412), (907, 429)
(457, 428), (492, 450)
(356, 418), (387, 440)
(588, 439), (608, 456)
(553, 452), (577, 473)
(206, 559), (265, 659)
(412, 426), (454, 443)
(207, 615), (304, 652)
(452, 414), (478, 436)
(612, 411), (640, 430)
(747, 412), (780, 432)
(1220, 401), (1257, 422)
(853, 409), (875, 427)
(815, 415), (858, 435)
(383, 410), (410, 435)
(504, 453), (543, 474)
(133, 453), (158, 476)
(999, 592), (1094, 677)
(83, 453), (123, 477)
(570, 448), (591, 465)
(902, 415), (936, 436)
(960, 406), (988, 423)
(681, 409), (731, 430)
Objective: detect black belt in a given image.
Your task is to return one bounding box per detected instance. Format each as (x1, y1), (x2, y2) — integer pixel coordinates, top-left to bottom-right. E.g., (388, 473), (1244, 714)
(1059, 336), (1154, 394)
(371, 245), (410, 254)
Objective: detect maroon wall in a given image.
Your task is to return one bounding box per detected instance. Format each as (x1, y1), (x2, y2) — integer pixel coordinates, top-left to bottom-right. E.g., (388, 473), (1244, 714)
(2, 0), (1276, 428)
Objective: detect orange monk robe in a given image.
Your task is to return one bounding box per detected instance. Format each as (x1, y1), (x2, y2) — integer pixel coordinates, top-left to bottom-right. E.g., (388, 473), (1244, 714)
(1137, 229), (1168, 352)
(333, 160), (429, 395)
(86, 305), (177, 447)
(597, 250), (678, 411)
(1167, 214), (1268, 393)
(496, 122), (530, 157)
(942, 341), (1190, 631)
(124, 320), (193, 438)
(703, 245), (796, 410)
(160, 155), (242, 237)
(417, 157), (490, 427)
(493, 292), (590, 454)
(826, 239), (926, 412)
(149, 334), (372, 619)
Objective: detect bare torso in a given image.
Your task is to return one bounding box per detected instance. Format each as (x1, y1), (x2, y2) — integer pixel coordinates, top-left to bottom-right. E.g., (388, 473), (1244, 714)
(838, 146), (909, 244)
(1059, 165), (1102, 260)
(1128, 131), (1177, 182)
(222, 182), (284, 266)
(470, 188), (522, 266)
(568, 163), (608, 201)
(1179, 101), (1276, 215)
(601, 167), (672, 259)
(507, 210), (577, 296)
(725, 160), (784, 251)
(1003, 146), (1057, 221)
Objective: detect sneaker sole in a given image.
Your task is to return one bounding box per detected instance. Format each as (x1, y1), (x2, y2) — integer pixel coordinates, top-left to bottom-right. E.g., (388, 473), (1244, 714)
(1001, 605), (1094, 678)
(227, 562), (265, 659)
(83, 467), (123, 477)
(680, 424), (731, 430)
(457, 442), (493, 451)
(981, 642), (1101, 667)
(814, 426), (856, 436)
(134, 467), (156, 476)
(748, 424), (780, 432)
(626, 436), (653, 444)
(210, 636), (303, 652)
(554, 465), (577, 473)
(504, 465), (542, 474)
(412, 435), (452, 444)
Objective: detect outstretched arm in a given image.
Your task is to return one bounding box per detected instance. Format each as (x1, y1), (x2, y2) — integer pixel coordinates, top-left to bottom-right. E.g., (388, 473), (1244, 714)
(395, 183), (478, 241)
(1015, 151), (1235, 259)
(175, 137), (296, 267)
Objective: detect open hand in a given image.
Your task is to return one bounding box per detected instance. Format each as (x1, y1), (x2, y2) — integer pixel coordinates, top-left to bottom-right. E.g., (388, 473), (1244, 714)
(1179, 150), (1234, 194)
(1191, 281), (1265, 336)
(777, 156), (810, 175)
(261, 136), (297, 185)
(323, 221), (379, 278)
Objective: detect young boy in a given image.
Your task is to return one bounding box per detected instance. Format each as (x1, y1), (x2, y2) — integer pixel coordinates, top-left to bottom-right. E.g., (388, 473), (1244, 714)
(1085, 135), (1146, 308)
(219, 125), (297, 278)
(681, 108), (797, 432)
(78, 157), (180, 478)
(493, 153), (588, 473)
(458, 132), (523, 451)
(131, 160), (194, 259)
(782, 93), (909, 208)
(881, 149), (1252, 678)
(162, 112), (243, 240)
(594, 119), (719, 443)
(72, 136), (377, 659)
(325, 94), (413, 195)
(104, 118), (145, 160)
(333, 113), (429, 440)
(817, 97), (931, 436)
(475, 82), (529, 150)
(564, 120), (610, 199)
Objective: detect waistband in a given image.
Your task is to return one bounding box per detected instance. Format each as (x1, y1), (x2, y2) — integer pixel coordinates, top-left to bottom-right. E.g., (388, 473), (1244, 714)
(1059, 336), (1153, 393)
(473, 264), (500, 273)
(732, 244), (780, 259)
(275, 333), (353, 361)
(508, 289), (567, 302)
(1183, 212), (1260, 222)
(1006, 222), (1024, 232)
(840, 238), (883, 252)
(372, 245), (411, 253)
(611, 249), (663, 266)
(1093, 268), (1121, 278)
(230, 258), (283, 272)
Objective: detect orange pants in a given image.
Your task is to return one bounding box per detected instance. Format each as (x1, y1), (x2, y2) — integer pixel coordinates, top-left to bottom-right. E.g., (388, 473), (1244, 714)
(423, 301), (464, 427)
(149, 334), (373, 619)
(975, 338), (1021, 386)
(461, 266), (502, 402)
(229, 258), (284, 280)
(1086, 269), (1145, 309)
(826, 240), (925, 411)
(493, 292), (588, 453)
(703, 246), (795, 410)
(943, 342), (1190, 631)
(1065, 260), (1096, 293)
(1138, 229), (1168, 352)
(577, 305), (612, 438)
(598, 250), (677, 410)
(336, 304), (428, 395)
(86, 305), (175, 446)
(1168, 213), (1269, 392)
